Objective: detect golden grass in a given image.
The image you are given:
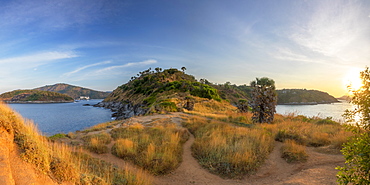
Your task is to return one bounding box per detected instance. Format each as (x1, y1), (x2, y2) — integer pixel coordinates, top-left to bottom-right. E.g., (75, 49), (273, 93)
(82, 120), (119, 133)
(82, 132), (112, 154)
(0, 103), (152, 185)
(183, 115), (274, 179)
(111, 123), (189, 175)
(281, 139), (308, 163)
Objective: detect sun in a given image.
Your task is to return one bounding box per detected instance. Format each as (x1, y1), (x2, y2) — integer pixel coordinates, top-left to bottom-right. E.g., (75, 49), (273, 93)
(343, 68), (363, 92)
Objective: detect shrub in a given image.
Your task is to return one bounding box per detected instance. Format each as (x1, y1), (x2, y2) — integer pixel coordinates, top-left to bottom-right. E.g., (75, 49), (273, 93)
(183, 116), (274, 179)
(111, 123), (189, 175)
(281, 139), (308, 163)
(82, 133), (112, 154)
(275, 129), (305, 145)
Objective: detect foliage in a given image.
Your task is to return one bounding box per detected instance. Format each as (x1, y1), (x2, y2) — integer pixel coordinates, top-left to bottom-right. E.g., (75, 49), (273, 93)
(105, 68), (222, 114)
(249, 77), (277, 123)
(337, 67), (370, 185)
(237, 99), (249, 113)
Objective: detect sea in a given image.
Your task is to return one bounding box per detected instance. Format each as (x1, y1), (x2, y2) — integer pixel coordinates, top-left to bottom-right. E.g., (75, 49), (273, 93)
(276, 100), (355, 123)
(8, 99), (113, 136)
(8, 99), (355, 136)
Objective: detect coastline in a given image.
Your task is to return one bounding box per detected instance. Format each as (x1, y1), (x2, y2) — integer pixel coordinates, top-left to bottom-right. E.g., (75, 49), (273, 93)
(277, 100), (340, 105)
(4, 100), (74, 104)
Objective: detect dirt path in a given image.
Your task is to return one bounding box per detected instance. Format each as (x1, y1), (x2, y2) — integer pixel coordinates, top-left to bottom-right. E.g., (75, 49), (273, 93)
(152, 114), (345, 185)
(154, 132), (234, 185)
(75, 113), (345, 185)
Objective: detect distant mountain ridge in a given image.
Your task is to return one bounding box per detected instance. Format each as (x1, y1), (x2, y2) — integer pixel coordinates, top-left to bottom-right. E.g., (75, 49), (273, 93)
(276, 89), (338, 105)
(0, 90), (74, 103)
(34, 83), (111, 99)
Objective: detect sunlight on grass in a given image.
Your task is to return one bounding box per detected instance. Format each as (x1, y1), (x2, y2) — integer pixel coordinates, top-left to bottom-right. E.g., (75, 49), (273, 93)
(111, 123), (189, 175)
(0, 103), (153, 185)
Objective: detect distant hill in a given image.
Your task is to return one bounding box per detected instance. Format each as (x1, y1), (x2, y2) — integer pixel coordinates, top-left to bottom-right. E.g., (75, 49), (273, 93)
(34, 83), (111, 99)
(276, 89), (338, 105)
(0, 90), (74, 103)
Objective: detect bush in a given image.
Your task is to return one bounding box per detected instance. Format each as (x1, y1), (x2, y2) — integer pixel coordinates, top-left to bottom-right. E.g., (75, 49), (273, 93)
(275, 129), (305, 145)
(281, 139), (308, 163)
(183, 116), (274, 178)
(82, 133), (112, 154)
(337, 132), (370, 185)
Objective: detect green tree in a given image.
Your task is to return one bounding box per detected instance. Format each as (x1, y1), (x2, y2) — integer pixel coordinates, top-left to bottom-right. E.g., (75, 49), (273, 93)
(237, 99), (249, 113)
(181, 67), (187, 73)
(249, 77), (277, 123)
(337, 67), (370, 185)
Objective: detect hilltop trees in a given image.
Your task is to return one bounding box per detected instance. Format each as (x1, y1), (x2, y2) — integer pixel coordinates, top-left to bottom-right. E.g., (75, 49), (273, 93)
(249, 77), (277, 123)
(337, 67), (370, 185)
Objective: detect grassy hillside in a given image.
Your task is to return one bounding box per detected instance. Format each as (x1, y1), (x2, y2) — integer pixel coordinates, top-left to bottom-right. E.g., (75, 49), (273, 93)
(35, 83), (110, 99)
(0, 90), (74, 102)
(104, 68), (225, 114)
(277, 89), (338, 104)
(0, 103), (152, 184)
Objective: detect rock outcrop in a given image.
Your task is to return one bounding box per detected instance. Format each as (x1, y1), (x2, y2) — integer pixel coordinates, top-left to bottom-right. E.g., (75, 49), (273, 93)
(94, 101), (148, 120)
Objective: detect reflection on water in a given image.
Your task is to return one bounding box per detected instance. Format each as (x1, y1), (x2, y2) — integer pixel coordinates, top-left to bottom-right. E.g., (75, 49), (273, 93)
(276, 100), (359, 123)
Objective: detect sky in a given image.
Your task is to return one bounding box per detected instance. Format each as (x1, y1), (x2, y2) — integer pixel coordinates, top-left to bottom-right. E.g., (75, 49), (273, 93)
(0, 0), (369, 97)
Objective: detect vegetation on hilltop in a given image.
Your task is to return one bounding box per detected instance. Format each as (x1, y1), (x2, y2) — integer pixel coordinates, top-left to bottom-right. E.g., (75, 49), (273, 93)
(0, 89), (74, 102)
(276, 89), (338, 104)
(35, 83), (110, 99)
(104, 68), (222, 114)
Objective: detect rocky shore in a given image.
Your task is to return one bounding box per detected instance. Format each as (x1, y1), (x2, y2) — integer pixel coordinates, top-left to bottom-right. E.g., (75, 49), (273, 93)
(94, 101), (148, 120)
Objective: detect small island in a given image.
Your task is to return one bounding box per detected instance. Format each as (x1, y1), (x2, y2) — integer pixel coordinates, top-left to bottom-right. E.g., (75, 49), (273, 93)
(0, 90), (74, 103)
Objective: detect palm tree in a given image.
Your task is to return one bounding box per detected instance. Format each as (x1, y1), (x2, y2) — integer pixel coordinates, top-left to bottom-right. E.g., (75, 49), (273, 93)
(181, 67), (187, 73)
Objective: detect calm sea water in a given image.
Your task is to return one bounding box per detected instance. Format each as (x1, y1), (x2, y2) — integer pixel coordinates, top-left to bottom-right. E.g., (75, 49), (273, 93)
(276, 101), (354, 123)
(8, 100), (355, 136)
(8, 99), (113, 136)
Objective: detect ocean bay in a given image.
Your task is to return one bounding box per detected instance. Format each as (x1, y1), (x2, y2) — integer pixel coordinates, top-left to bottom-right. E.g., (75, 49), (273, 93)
(8, 99), (113, 136)
(276, 101), (354, 123)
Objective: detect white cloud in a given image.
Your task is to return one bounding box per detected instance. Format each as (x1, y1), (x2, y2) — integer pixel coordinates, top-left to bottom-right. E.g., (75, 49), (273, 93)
(62, 60), (111, 77)
(0, 51), (77, 65)
(97, 59), (158, 73)
(289, 1), (370, 63)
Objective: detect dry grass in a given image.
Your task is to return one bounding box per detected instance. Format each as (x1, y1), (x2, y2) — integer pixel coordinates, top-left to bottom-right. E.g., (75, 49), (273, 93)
(111, 123), (189, 175)
(265, 116), (353, 148)
(281, 139), (308, 163)
(82, 120), (119, 133)
(183, 116), (274, 179)
(0, 103), (152, 185)
(82, 132), (112, 154)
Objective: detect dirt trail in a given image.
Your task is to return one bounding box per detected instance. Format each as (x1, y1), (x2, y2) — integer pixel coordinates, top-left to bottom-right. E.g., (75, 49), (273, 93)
(76, 113), (345, 185)
(152, 113), (345, 185)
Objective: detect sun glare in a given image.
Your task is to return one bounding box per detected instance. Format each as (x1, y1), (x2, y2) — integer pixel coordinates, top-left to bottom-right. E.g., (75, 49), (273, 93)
(343, 68), (363, 92)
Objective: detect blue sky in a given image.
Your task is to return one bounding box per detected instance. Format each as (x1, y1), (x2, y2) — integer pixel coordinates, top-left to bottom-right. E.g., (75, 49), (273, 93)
(0, 0), (369, 97)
